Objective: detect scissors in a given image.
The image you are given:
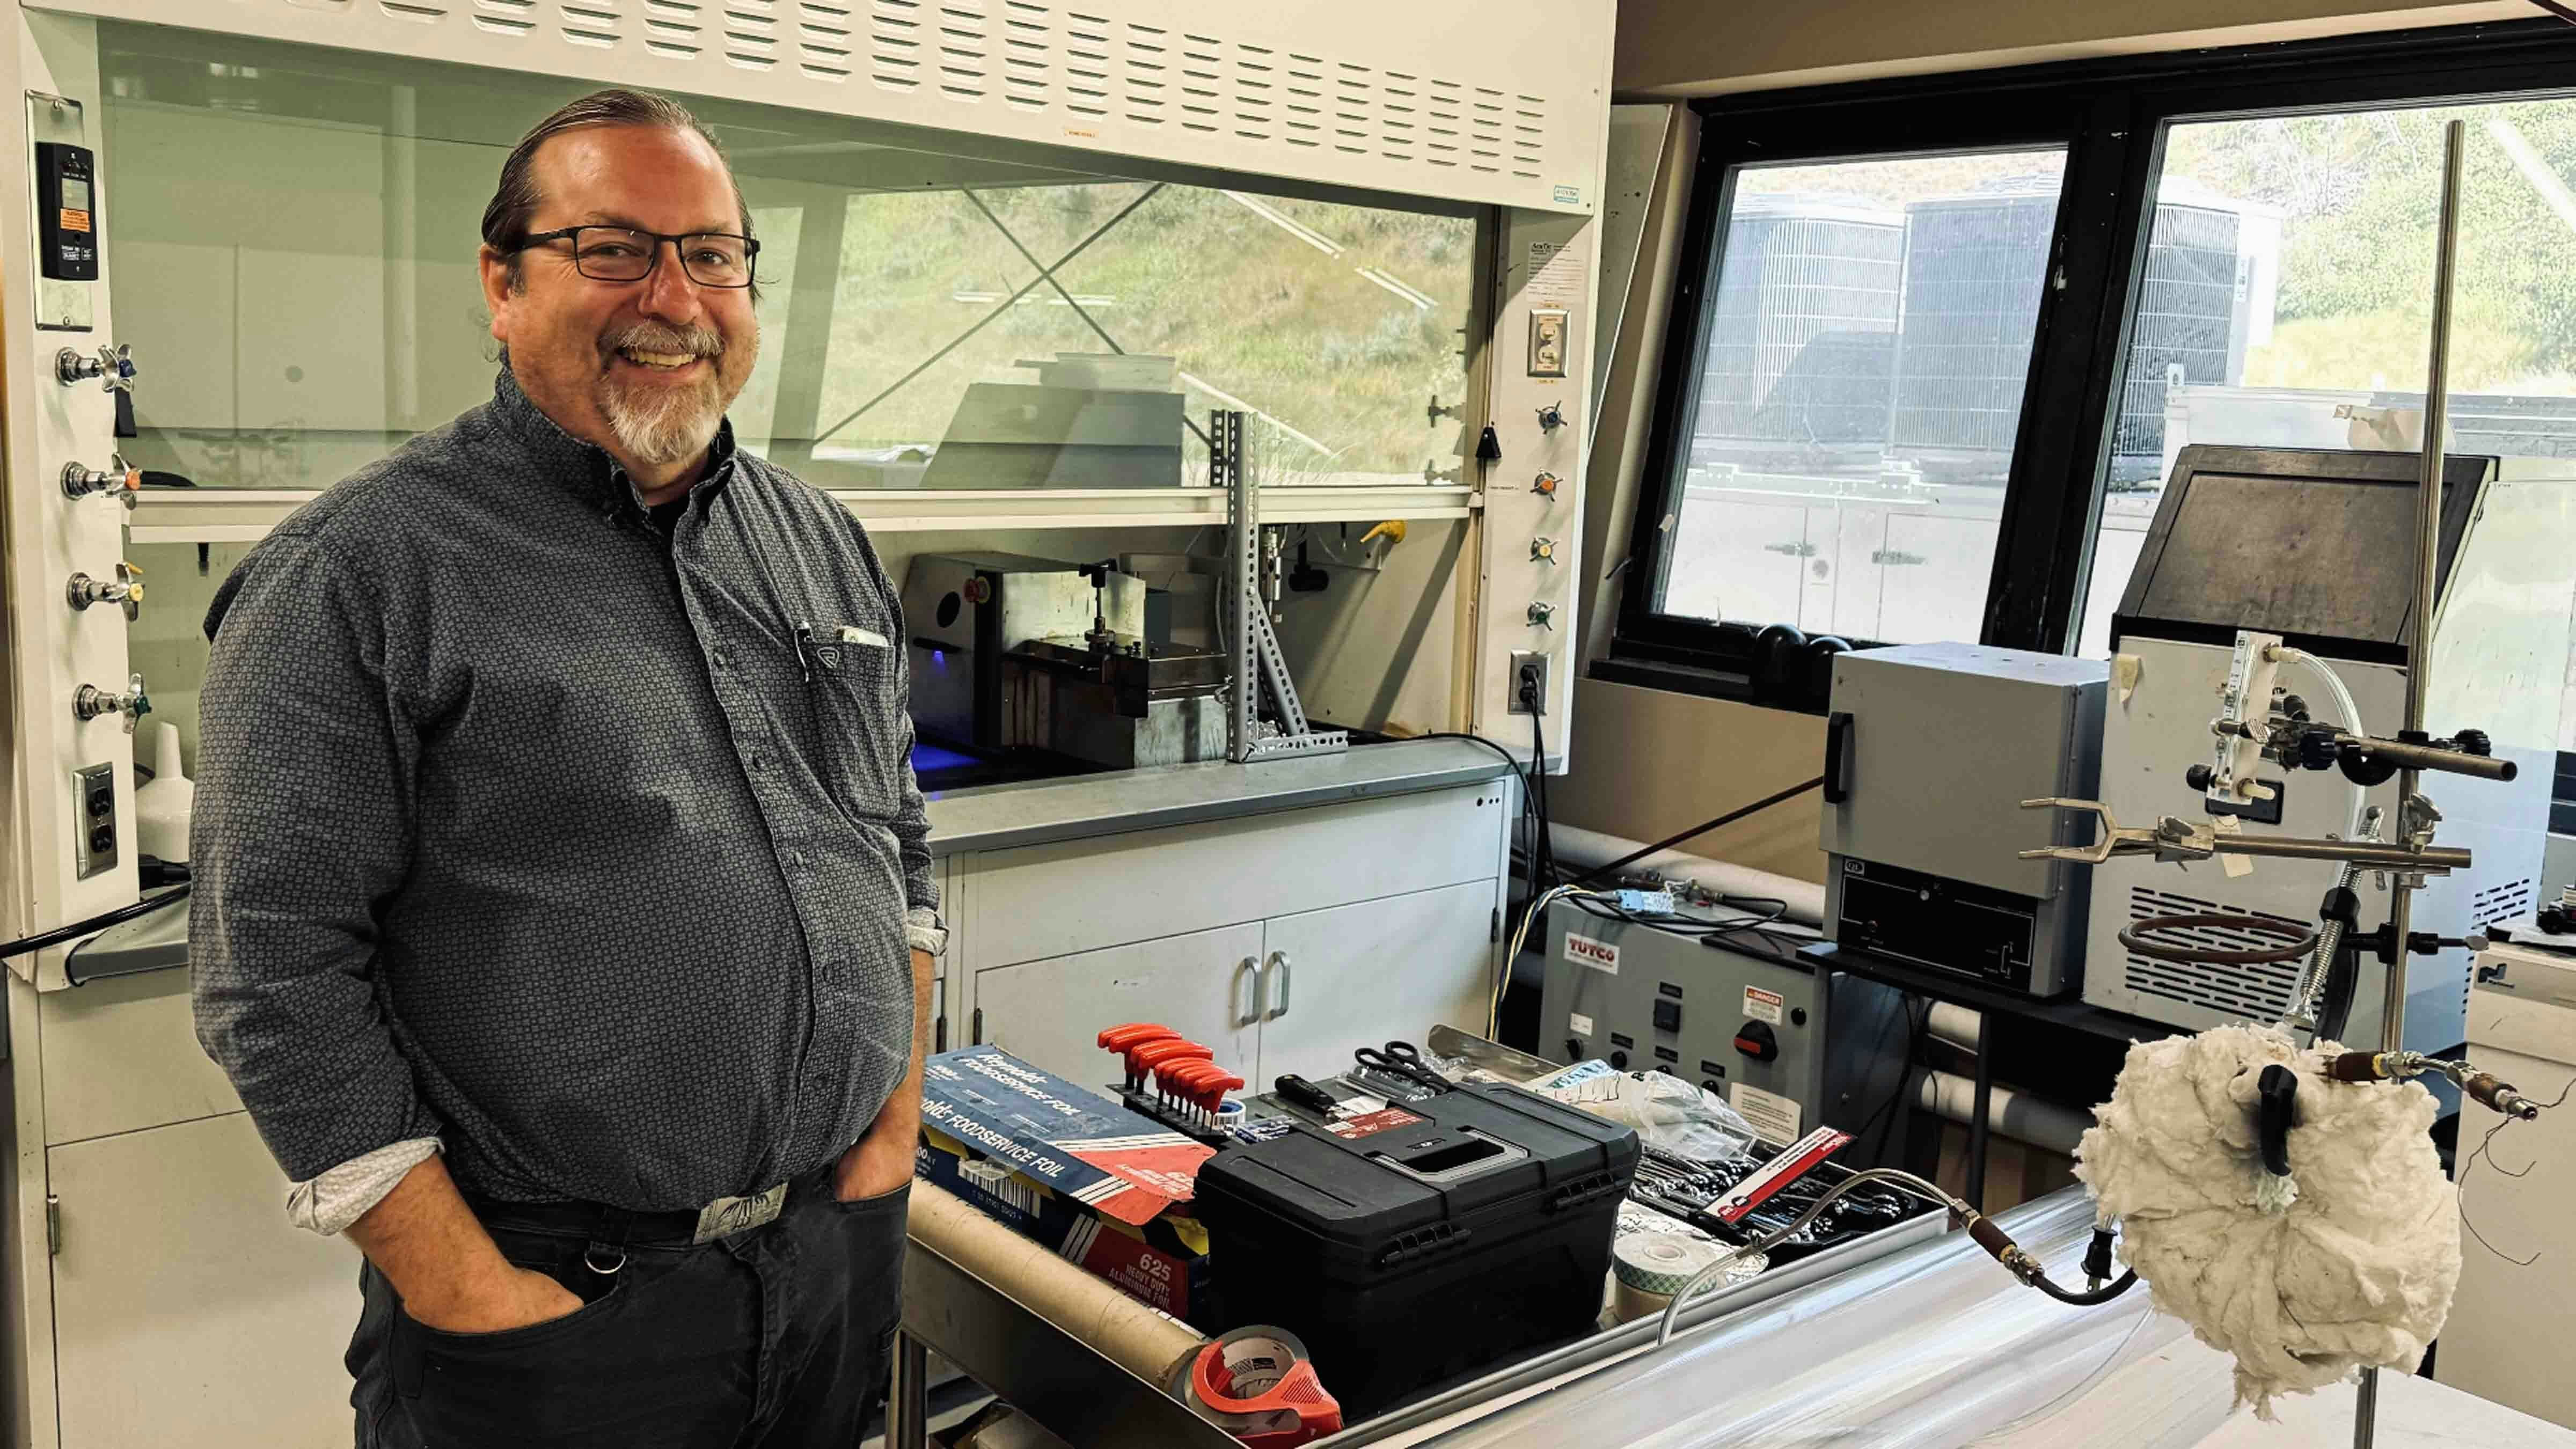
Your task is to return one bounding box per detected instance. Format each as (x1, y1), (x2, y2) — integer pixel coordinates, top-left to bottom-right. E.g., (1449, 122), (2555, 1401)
(1352, 1041), (1451, 1095)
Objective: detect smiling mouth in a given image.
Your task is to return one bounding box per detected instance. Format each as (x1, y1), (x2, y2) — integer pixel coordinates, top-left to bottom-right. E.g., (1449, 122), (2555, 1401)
(615, 347), (706, 371)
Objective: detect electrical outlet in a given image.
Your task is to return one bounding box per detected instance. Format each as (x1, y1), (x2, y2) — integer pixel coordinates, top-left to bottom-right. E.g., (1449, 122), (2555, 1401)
(72, 762), (115, 880)
(1509, 651), (1549, 714)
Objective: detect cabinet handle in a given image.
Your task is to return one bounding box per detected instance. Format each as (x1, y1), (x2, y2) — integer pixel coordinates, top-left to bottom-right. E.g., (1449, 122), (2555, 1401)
(1237, 956), (1266, 1027)
(1267, 952), (1292, 1020)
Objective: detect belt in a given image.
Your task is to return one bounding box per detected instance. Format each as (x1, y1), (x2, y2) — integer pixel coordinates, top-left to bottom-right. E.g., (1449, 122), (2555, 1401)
(470, 1167), (824, 1267)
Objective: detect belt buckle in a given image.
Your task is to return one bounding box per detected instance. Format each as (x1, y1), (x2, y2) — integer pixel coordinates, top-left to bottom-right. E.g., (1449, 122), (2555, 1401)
(692, 1181), (788, 1245)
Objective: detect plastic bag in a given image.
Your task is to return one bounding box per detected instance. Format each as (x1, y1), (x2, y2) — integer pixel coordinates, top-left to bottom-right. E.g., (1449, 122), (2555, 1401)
(1527, 1062), (1761, 1163)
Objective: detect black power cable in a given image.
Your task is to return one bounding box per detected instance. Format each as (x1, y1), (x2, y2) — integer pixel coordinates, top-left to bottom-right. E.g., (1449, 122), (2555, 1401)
(1567, 776), (1825, 887)
(0, 885), (191, 961)
(1414, 730), (1549, 895)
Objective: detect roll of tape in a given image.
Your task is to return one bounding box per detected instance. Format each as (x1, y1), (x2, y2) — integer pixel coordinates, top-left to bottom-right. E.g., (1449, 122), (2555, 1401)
(1611, 1274), (1674, 1325)
(1612, 1230), (1762, 1297)
(1170, 1326), (1344, 1447)
(1614, 1231), (1721, 1296)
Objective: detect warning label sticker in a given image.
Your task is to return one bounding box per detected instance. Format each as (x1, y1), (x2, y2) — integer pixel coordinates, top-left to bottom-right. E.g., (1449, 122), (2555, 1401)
(1714, 1126), (1851, 1224)
(1743, 986), (1785, 1026)
(1325, 1107), (1426, 1140)
(1729, 1082), (1803, 1145)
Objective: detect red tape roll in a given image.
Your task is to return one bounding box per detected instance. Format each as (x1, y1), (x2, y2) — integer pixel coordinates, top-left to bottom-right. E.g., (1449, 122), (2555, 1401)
(1184, 1328), (1342, 1446)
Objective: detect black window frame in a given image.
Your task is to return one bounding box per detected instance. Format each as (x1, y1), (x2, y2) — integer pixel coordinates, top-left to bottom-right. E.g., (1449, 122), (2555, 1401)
(1604, 14), (2576, 712)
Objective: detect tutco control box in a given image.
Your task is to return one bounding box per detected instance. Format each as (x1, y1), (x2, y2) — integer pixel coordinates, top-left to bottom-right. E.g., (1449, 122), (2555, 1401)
(1536, 901), (1911, 1148)
(1821, 643), (2106, 997)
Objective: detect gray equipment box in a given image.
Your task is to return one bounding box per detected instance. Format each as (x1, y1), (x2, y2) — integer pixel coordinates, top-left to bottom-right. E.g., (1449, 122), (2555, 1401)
(1820, 643), (2107, 997)
(1536, 901), (1911, 1147)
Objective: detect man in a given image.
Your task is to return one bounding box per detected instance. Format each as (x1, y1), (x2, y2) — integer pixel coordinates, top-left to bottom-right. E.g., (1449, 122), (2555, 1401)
(190, 89), (940, 1448)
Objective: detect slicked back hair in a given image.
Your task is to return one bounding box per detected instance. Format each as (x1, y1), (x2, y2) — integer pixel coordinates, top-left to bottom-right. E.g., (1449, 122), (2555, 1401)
(480, 88), (758, 301)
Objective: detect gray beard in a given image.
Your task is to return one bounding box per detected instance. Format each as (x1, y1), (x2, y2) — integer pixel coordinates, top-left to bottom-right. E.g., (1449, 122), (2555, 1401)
(598, 374), (723, 467)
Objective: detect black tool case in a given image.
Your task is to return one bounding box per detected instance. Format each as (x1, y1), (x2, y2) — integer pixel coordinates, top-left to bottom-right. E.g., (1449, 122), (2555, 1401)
(1191, 1082), (1638, 1416)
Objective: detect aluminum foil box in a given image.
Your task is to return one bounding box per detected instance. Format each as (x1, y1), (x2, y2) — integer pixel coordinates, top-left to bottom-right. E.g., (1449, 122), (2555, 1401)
(918, 1046), (1215, 1321)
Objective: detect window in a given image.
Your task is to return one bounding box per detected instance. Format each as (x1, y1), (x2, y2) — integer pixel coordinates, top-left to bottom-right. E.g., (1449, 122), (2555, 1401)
(96, 23), (1480, 496)
(1659, 150), (2067, 647)
(2079, 99), (2576, 730)
(1614, 19), (2576, 714)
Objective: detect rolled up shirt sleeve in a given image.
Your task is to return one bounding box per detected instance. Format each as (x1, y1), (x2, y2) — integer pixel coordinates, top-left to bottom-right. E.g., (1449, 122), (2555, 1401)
(288, 1136), (444, 1235)
(840, 512), (941, 931)
(191, 534), (444, 1208)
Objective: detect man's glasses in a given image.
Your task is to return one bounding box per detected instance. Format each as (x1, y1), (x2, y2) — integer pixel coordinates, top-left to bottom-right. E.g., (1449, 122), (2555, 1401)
(515, 226), (759, 288)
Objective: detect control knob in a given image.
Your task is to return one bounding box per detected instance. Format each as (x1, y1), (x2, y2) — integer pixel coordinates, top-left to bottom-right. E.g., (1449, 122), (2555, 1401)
(66, 562), (144, 621)
(73, 673), (151, 734)
(63, 452), (141, 509)
(56, 342), (137, 393)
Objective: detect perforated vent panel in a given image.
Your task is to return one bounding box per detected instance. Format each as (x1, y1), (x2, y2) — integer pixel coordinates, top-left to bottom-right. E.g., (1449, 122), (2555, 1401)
(54, 0), (1606, 213)
(2467, 876), (2537, 1020)
(2472, 877), (2536, 928)
(2120, 887), (2311, 1022)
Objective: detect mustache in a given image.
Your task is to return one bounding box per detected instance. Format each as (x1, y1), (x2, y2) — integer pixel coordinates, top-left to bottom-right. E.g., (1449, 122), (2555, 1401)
(602, 320), (724, 361)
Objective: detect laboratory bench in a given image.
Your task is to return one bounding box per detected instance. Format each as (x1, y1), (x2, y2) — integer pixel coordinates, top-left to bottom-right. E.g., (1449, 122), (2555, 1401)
(894, 1174), (2576, 1449)
(919, 737), (1521, 1092)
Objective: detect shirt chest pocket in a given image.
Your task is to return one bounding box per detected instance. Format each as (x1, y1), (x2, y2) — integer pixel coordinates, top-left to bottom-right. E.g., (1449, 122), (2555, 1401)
(801, 627), (906, 821)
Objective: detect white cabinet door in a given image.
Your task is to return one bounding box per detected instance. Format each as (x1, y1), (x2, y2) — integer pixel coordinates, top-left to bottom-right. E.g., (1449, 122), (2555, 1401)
(50, 1111), (360, 1449)
(1255, 881), (1500, 1087)
(970, 923), (1266, 1088)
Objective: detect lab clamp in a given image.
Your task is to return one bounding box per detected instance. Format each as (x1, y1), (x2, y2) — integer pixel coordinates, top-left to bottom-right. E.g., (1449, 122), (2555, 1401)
(2022, 623), (2522, 1075)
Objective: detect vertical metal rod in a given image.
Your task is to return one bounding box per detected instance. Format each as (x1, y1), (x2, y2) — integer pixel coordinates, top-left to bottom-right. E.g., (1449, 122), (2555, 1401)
(1221, 411), (1257, 763)
(1965, 1013), (1994, 1211)
(2411, 119), (2465, 745)
(2356, 113), (2468, 1449)
(888, 1329), (931, 1449)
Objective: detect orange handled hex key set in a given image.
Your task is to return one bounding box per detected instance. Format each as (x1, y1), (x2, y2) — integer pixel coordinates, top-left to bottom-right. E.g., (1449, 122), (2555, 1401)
(1096, 1023), (1245, 1138)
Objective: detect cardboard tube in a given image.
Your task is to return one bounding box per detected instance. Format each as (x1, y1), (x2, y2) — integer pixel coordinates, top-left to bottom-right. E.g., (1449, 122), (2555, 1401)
(909, 1181), (1206, 1385)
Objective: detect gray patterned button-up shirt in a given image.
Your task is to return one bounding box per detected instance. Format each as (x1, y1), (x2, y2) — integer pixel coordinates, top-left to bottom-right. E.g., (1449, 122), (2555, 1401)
(191, 370), (937, 1216)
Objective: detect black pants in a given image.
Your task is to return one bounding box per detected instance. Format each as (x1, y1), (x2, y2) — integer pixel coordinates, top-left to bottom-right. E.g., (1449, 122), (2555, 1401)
(350, 1170), (909, 1448)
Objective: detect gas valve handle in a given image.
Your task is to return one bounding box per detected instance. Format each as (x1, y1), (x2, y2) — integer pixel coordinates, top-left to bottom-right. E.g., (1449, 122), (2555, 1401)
(56, 342), (136, 393)
(72, 673), (151, 734)
(65, 562), (145, 621)
(63, 452), (142, 510)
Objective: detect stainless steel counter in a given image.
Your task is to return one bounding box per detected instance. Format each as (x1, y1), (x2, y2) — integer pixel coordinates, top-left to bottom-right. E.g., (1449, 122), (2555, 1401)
(923, 738), (1514, 857)
(890, 1197), (1946, 1449)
